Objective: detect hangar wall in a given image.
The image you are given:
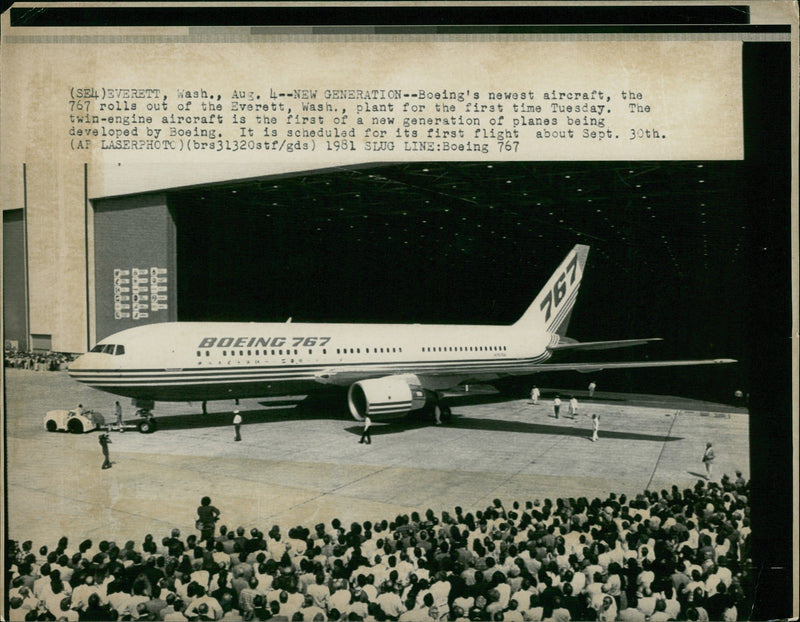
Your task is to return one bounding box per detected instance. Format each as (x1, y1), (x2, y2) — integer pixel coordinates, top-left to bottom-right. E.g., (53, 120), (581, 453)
(92, 194), (177, 342)
(1, 163), (90, 353)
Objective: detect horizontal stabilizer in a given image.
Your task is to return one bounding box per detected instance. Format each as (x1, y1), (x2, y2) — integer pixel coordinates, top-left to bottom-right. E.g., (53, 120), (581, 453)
(548, 338), (663, 352)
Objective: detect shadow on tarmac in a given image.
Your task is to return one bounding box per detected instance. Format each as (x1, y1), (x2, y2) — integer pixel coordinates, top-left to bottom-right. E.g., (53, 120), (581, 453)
(135, 395), (351, 432)
(128, 390), (710, 439)
(344, 413), (684, 443)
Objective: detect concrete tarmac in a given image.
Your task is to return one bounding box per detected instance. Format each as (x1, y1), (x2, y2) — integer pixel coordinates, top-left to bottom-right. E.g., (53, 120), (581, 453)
(3, 368), (749, 548)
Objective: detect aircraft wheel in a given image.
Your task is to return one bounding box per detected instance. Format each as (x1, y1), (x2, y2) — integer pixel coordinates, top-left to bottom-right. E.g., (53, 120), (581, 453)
(137, 418), (157, 434)
(46, 420), (58, 432)
(67, 419), (84, 434)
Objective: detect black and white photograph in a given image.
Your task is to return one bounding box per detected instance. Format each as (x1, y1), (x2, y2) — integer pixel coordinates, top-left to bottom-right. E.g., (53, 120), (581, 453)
(2, 3), (796, 621)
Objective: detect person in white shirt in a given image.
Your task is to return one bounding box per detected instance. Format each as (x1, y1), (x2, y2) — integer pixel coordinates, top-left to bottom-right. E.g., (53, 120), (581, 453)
(359, 415), (372, 444)
(376, 583), (405, 619)
(232, 410), (242, 441)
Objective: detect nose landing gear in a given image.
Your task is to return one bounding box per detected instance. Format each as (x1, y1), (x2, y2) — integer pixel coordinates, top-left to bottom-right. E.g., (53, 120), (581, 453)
(132, 399), (158, 433)
(135, 408), (157, 433)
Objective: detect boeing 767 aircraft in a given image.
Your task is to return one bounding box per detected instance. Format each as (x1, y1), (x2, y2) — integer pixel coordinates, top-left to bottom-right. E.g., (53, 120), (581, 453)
(68, 245), (735, 432)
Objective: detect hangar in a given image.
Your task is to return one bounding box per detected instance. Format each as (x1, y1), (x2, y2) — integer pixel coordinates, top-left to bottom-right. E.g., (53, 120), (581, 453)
(0, 158), (779, 402)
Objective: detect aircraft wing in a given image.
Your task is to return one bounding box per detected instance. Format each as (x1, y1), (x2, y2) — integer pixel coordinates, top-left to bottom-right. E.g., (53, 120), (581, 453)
(313, 357), (736, 386)
(548, 338), (663, 352)
(500, 358), (737, 375)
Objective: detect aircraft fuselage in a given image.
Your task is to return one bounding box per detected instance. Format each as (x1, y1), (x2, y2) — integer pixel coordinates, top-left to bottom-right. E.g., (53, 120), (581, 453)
(68, 321), (554, 403)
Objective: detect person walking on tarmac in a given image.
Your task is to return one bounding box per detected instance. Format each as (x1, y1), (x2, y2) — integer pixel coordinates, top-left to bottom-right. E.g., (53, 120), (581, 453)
(530, 386), (540, 405)
(591, 414), (600, 442)
(569, 396), (579, 418)
(702, 442), (716, 480)
(114, 401), (124, 432)
(553, 395), (562, 418)
(99, 432), (112, 469)
(233, 410), (242, 441)
(359, 415), (372, 444)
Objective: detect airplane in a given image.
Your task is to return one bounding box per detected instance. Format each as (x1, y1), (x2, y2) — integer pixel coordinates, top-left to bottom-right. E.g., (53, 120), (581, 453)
(68, 245), (736, 432)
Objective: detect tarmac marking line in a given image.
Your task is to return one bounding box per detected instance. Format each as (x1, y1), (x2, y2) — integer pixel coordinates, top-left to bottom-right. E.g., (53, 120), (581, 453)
(6, 480), (186, 531)
(261, 465), (396, 519)
(475, 431), (568, 508)
(644, 410), (680, 492)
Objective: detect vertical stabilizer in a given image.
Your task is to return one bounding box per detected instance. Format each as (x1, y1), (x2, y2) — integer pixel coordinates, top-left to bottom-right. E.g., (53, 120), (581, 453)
(513, 245), (589, 336)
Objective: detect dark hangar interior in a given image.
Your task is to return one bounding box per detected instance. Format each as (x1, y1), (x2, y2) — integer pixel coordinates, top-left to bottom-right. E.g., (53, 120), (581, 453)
(168, 159), (759, 404)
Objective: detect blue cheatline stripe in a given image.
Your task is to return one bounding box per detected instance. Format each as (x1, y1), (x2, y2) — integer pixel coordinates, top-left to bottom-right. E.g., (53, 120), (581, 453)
(370, 401), (412, 410)
(69, 351), (554, 388)
(71, 363), (549, 386)
(69, 354), (546, 376)
(69, 353), (551, 378)
(546, 286), (579, 333)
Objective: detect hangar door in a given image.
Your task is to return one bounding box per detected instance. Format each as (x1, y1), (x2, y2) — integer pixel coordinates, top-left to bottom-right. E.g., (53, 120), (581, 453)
(3, 209), (28, 350)
(93, 193), (177, 342)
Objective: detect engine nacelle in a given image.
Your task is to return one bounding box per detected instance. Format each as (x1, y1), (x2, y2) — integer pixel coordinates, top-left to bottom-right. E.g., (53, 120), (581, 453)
(347, 376), (428, 421)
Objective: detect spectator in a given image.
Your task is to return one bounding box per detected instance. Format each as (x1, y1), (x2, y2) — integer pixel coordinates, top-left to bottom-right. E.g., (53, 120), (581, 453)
(5, 474), (752, 622)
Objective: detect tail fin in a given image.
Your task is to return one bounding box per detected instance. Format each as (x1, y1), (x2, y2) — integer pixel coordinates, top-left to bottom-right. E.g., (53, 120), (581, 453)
(513, 244), (589, 336)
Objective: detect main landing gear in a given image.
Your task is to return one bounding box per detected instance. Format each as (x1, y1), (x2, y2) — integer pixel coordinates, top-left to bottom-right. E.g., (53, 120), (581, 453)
(433, 401), (453, 425)
(134, 408), (157, 433)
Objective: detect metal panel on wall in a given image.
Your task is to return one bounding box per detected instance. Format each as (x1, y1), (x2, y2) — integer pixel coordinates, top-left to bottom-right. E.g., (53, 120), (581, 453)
(92, 193), (177, 343)
(3, 209), (28, 350)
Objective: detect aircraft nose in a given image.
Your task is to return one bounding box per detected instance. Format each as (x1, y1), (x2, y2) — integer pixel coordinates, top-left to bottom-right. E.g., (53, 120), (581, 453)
(67, 353), (95, 374)
(67, 354), (85, 373)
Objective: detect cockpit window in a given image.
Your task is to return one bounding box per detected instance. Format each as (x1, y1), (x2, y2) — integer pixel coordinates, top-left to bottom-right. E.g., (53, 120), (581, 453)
(90, 343), (125, 355)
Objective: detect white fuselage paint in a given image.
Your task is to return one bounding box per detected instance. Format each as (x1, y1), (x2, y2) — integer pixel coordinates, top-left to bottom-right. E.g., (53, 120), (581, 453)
(68, 321), (556, 402)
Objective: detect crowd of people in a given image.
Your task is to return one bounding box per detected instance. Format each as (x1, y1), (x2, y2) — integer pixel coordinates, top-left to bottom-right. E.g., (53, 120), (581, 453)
(5, 472), (752, 622)
(4, 349), (75, 371)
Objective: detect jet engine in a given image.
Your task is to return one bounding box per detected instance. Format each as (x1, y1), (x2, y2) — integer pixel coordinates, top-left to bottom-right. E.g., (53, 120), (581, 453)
(347, 376), (428, 421)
